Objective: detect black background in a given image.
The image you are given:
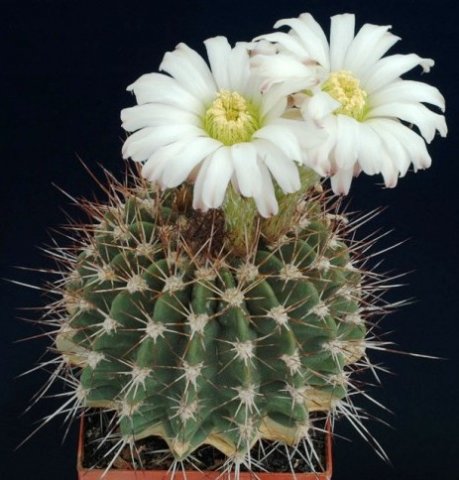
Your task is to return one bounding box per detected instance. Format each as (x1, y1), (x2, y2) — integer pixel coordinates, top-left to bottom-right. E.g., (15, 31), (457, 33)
(1, 0), (458, 479)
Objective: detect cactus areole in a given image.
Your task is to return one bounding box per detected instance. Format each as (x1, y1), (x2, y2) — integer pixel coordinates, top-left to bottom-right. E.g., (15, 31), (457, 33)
(51, 166), (373, 474)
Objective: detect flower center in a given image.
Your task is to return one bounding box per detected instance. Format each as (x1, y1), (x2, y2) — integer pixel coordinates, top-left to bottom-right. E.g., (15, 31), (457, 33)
(322, 71), (368, 121)
(204, 90), (260, 145)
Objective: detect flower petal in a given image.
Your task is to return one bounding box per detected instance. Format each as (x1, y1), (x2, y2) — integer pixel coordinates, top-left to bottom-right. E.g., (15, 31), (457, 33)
(248, 39), (278, 55)
(121, 104), (200, 131)
(330, 168), (354, 195)
(141, 142), (183, 182)
(368, 102), (447, 142)
(298, 13), (331, 68)
(302, 90), (341, 122)
(253, 123), (302, 161)
(369, 121), (410, 177)
(191, 157), (211, 212)
(160, 137), (221, 187)
(356, 122), (383, 175)
(379, 154), (399, 188)
(362, 53), (435, 93)
(253, 162), (279, 217)
(274, 15), (329, 69)
(251, 53), (317, 88)
(254, 32), (309, 58)
(260, 83), (290, 121)
(304, 116), (336, 176)
(121, 125), (204, 161)
(200, 147), (234, 209)
(122, 127), (157, 161)
(344, 24), (395, 74)
(334, 115), (360, 169)
(204, 36), (232, 90)
(127, 73), (203, 114)
(230, 143), (261, 197)
(329, 13), (355, 71)
(370, 80), (445, 112)
(253, 139), (301, 193)
(228, 43), (251, 93)
(368, 118), (432, 171)
(357, 33), (400, 78)
(160, 43), (217, 103)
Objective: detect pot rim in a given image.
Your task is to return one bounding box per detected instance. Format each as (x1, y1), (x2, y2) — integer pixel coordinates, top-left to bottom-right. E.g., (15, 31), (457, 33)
(77, 415), (332, 479)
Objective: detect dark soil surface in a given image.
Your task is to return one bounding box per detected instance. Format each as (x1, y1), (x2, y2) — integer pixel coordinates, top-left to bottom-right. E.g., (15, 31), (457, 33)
(82, 412), (327, 473)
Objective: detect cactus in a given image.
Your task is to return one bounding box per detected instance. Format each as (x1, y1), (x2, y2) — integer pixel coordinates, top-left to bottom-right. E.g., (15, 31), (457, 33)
(51, 167), (374, 467)
(15, 8), (446, 474)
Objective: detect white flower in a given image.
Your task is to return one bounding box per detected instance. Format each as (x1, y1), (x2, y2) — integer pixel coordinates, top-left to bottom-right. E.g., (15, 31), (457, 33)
(121, 37), (320, 217)
(253, 13), (447, 194)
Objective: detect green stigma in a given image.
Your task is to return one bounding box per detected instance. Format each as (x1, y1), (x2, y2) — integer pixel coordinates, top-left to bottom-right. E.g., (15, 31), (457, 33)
(322, 70), (369, 121)
(204, 90), (261, 145)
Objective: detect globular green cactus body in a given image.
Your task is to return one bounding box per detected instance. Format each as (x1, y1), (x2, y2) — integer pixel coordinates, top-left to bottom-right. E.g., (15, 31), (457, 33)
(57, 184), (365, 460)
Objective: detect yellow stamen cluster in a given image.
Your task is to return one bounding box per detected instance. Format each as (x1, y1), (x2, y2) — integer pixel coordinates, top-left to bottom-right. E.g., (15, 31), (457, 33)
(204, 90), (260, 145)
(323, 70), (368, 121)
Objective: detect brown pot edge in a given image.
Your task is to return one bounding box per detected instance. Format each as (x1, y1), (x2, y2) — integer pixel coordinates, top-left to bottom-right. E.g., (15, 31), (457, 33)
(77, 416), (333, 480)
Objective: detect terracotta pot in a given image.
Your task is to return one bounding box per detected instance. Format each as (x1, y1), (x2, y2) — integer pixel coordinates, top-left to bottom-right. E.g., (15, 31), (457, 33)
(77, 417), (333, 480)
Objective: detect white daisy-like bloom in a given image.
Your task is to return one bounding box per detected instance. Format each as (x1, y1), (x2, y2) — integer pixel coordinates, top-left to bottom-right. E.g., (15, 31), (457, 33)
(252, 13), (447, 194)
(121, 37), (321, 217)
